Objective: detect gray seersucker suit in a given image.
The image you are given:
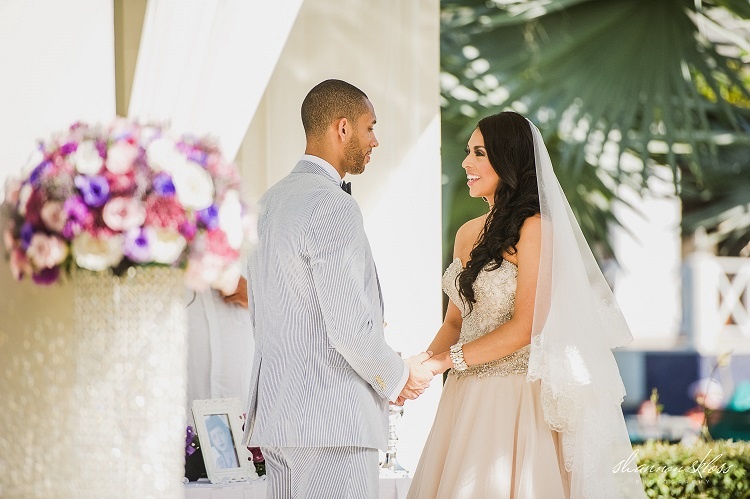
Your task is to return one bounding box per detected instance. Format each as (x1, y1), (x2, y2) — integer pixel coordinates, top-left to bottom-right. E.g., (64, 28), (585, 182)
(242, 159), (405, 451)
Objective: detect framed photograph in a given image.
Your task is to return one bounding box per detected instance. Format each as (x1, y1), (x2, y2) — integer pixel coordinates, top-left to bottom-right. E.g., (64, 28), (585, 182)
(192, 398), (257, 484)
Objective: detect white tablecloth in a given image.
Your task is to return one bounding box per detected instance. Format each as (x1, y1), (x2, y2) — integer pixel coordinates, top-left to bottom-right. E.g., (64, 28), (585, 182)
(185, 476), (412, 499)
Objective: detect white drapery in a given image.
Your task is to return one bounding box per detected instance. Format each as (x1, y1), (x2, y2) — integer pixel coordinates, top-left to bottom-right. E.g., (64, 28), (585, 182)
(129, 0), (303, 159)
(129, 0), (304, 423)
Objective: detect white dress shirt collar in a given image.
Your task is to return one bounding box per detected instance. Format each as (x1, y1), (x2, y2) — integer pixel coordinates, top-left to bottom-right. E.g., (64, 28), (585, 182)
(301, 154), (343, 182)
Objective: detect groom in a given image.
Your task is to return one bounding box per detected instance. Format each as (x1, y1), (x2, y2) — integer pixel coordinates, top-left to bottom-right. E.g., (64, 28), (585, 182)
(242, 79), (433, 498)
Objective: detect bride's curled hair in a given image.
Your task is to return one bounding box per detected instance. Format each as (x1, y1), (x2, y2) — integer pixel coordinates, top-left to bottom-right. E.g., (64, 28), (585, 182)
(457, 112), (540, 312)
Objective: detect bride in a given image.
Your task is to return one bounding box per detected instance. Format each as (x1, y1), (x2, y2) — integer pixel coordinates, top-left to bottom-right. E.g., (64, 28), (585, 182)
(409, 112), (645, 498)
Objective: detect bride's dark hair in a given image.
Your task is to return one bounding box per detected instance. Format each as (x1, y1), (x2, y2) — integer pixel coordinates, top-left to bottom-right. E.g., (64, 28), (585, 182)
(457, 111), (540, 312)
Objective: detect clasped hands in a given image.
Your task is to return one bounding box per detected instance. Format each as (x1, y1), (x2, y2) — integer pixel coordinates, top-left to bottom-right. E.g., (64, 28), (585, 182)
(394, 351), (445, 406)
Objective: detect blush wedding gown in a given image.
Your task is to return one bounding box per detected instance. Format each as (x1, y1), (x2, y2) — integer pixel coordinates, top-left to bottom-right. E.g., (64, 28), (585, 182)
(407, 257), (571, 499)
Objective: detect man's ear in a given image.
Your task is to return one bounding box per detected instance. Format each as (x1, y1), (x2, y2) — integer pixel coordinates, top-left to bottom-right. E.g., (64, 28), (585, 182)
(336, 117), (348, 141)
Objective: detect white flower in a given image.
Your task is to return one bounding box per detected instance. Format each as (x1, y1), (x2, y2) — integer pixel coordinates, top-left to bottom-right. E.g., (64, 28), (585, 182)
(146, 137), (185, 174)
(150, 228), (186, 264)
(72, 140), (104, 174)
(218, 190), (243, 250)
(72, 232), (124, 271)
(41, 201), (68, 233)
(27, 233), (68, 268)
(105, 141), (139, 174)
(173, 160), (214, 211)
(212, 261), (241, 295)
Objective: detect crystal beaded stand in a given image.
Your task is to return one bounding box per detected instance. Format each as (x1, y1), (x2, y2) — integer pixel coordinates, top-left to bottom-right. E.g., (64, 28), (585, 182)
(71, 266), (187, 499)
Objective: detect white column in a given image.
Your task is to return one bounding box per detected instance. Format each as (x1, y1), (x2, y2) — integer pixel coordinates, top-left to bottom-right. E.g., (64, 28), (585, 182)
(235, 0), (442, 471)
(0, 0), (115, 352)
(0, 1), (115, 495)
(611, 166), (682, 346)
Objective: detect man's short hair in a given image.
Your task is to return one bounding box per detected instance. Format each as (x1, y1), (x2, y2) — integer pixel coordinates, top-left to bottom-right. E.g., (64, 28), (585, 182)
(301, 79), (369, 139)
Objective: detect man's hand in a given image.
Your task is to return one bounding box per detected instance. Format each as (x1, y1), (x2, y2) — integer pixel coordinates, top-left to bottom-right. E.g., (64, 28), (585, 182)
(398, 351), (434, 401)
(222, 276), (249, 308)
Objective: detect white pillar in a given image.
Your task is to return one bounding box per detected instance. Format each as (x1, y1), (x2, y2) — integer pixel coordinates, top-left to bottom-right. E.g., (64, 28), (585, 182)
(0, 1), (115, 494)
(611, 166), (682, 346)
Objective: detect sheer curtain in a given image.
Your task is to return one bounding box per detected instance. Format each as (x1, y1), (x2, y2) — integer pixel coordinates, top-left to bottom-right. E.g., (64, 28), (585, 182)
(129, 0), (303, 423)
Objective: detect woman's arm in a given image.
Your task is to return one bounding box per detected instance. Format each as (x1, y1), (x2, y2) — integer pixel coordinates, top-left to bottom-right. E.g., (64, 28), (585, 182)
(426, 299), (462, 356)
(427, 215), (542, 372)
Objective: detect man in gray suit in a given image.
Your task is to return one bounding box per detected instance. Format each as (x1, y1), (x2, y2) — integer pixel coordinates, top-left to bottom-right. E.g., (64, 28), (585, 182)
(242, 79), (434, 498)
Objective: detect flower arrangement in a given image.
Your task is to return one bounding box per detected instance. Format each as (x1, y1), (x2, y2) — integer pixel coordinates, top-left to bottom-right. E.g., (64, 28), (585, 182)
(1, 120), (252, 292)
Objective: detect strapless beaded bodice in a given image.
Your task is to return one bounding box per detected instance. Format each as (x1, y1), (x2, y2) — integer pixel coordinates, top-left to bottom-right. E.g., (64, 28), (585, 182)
(442, 258), (530, 378)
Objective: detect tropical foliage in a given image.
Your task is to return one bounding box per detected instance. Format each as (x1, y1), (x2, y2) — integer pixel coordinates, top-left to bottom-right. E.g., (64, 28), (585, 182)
(441, 0), (750, 263)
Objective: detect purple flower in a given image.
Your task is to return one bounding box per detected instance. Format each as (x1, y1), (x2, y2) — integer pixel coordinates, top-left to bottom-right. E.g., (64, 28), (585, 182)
(20, 222), (34, 250)
(29, 160), (50, 186)
(95, 140), (108, 159)
(32, 266), (60, 285)
(178, 221), (197, 241)
(62, 196), (93, 238)
(74, 175), (110, 207)
(59, 142), (78, 156)
(197, 204), (219, 230)
(153, 173), (176, 197)
(186, 426), (198, 457)
(123, 228), (152, 263)
(187, 149), (208, 167)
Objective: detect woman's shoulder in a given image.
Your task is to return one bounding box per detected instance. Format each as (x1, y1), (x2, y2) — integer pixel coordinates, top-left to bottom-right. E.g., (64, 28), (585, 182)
(454, 215), (487, 258)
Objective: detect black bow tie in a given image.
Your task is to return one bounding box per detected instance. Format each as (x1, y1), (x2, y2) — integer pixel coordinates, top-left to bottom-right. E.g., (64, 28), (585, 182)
(341, 181), (351, 195)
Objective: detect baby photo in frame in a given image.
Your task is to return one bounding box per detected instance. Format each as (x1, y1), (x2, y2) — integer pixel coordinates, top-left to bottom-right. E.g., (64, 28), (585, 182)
(192, 398), (257, 484)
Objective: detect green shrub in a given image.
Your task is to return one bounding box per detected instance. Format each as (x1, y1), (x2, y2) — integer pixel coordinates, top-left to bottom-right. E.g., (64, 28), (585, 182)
(633, 440), (750, 498)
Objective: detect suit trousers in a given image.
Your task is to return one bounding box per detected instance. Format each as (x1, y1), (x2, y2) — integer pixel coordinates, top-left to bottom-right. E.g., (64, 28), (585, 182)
(263, 446), (379, 499)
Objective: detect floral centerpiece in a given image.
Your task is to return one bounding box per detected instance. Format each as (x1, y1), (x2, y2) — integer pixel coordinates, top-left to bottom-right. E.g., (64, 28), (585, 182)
(1, 119), (251, 292)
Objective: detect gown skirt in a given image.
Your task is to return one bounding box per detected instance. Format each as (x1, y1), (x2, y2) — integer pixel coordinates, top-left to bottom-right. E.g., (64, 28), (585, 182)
(407, 373), (571, 499)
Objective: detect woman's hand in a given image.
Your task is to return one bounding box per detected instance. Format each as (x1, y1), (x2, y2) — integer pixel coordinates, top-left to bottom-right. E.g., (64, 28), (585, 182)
(422, 351), (452, 375)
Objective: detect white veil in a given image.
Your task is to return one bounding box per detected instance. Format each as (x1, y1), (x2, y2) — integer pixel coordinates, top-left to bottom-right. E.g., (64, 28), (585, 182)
(526, 120), (645, 498)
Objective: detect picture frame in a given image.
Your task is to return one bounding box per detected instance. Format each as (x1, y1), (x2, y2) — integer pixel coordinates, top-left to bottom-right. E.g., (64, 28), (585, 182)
(192, 398), (257, 484)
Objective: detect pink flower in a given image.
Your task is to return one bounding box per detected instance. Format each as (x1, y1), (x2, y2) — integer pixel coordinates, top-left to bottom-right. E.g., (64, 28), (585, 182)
(144, 195), (187, 230)
(105, 141), (139, 174)
(27, 233), (68, 269)
(102, 197), (146, 231)
(41, 201), (68, 233)
(184, 254), (224, 291)
(10, 248), (31, 280)
(103, 170), (137, 196)
(24, 188), (47, 228)
(205, 229), (240, 260)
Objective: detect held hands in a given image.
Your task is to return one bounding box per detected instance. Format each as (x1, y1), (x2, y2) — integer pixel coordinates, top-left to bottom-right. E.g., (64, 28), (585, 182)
(397, 351), (438, 404)
(393, 351), (453, 406)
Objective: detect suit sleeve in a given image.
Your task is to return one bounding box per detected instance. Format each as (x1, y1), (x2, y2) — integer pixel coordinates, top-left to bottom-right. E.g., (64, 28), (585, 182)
(306, 193), (407, 399)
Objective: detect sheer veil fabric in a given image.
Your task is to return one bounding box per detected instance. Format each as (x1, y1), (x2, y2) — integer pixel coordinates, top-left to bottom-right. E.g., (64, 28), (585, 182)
(526, 120), (645, 498)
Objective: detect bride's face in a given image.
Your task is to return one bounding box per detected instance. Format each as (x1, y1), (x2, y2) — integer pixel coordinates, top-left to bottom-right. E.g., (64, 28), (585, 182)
(462, 128), (500, 203)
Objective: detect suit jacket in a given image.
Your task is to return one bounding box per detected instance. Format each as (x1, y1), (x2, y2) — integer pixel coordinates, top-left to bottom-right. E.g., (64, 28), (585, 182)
(242, 160), (406, 450)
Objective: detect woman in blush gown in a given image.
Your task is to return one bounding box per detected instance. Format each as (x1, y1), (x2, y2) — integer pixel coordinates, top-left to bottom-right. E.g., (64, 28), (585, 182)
(408, 112), (645, 499)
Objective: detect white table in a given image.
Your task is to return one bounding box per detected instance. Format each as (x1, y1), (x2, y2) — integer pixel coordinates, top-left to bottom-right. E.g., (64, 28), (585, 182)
(185, 476), (412, 499)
